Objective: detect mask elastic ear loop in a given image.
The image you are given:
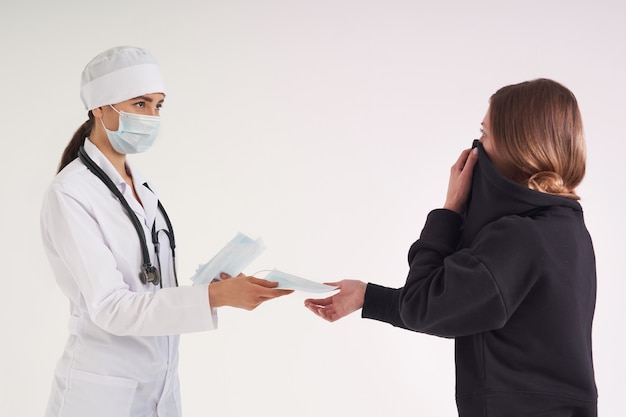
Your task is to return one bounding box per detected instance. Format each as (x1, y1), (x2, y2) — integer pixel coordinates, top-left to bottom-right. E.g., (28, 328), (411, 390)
(99, 117), (111, 133)
(99, 105), (120, 133)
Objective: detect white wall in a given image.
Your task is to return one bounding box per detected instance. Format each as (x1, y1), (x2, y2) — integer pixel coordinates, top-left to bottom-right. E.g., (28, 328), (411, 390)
(1, 1), (624, 416)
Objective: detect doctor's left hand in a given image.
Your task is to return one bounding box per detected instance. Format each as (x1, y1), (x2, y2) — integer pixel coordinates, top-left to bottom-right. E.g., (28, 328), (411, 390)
(209, 274), (293, 311)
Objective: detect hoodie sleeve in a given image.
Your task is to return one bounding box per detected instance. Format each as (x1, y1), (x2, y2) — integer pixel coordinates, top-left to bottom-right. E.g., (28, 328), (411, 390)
(363, 209), (536, 338)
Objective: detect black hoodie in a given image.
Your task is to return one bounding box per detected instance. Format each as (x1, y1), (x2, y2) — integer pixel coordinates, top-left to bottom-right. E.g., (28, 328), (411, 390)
(362, 142), (597, 416)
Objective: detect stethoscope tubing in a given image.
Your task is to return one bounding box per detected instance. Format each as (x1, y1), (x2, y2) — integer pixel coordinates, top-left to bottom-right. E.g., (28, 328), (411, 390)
(78, 145), (176, 287)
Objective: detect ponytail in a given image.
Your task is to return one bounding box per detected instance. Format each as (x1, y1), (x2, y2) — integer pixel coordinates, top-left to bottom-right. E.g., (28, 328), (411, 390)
(527, 171), (581, 201)
(58, 111), (94, 173)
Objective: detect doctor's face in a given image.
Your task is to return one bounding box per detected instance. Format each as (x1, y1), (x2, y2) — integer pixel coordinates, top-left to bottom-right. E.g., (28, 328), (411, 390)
(98, 93), (165, 131)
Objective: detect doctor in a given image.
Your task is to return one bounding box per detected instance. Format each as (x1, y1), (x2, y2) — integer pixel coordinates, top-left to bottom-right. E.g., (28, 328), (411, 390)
(41, 45), (292, 417)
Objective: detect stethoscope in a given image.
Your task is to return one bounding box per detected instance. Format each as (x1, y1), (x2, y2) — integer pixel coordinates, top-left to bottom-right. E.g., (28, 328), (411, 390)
(78, 145), (178, 287)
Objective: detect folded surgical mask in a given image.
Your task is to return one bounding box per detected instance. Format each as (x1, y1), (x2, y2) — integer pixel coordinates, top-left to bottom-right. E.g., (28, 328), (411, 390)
(102, 105), (160, 154)
(262, 269), (338, 293)
(190, 232), (266, 285)
(190, 233), (337, 292)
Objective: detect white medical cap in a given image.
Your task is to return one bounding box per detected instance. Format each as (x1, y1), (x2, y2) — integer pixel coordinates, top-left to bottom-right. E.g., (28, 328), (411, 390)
(80, 46), (166, 110)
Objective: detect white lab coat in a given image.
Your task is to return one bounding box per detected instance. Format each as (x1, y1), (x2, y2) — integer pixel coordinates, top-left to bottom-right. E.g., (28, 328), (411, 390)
(40, 139), (218, 417)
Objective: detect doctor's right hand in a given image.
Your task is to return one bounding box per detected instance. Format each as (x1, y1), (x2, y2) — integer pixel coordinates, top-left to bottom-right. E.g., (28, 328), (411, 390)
(208, 274), (293, 311)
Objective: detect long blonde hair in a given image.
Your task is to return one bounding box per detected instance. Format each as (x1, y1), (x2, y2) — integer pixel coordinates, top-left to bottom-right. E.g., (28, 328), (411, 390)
(489, 78), (586, 200)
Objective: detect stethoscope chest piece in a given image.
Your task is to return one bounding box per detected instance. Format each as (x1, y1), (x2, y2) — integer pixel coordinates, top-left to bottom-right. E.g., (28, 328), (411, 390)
(140, 264), (161, 286)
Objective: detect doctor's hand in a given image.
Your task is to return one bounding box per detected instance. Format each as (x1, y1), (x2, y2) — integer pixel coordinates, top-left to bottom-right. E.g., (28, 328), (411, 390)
(209, 274), (293, 311)
(304, 280), (367, 322)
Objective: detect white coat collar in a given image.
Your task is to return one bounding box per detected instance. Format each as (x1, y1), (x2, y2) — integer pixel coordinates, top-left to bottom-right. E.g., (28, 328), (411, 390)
(83, 139), (159, 227)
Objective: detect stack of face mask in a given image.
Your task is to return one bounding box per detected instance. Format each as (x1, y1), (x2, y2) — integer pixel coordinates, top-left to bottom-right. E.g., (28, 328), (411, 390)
(190, 232), (338, 293)
(262, 269), (338, 293)
(190, 232), (266, 285)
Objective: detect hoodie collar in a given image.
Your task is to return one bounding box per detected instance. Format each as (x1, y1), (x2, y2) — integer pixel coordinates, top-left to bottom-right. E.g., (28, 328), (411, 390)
(459, 141), (581, 247)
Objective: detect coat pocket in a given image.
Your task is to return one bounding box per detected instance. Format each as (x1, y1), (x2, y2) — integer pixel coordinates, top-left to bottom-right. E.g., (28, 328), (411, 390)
(61, 369), (138, 417)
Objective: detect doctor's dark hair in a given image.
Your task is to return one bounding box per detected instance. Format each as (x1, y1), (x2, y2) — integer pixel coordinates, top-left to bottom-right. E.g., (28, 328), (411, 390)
(489, 78), (586, 200)
(58, 112), (94, 173)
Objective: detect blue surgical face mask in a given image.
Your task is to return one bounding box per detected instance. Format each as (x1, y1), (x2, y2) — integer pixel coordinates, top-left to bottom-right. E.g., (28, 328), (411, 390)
(101, 105), (160, 154)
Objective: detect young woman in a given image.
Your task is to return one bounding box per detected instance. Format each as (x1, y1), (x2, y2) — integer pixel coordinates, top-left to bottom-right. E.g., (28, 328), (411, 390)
(41, 45), (292, 417)
(305, 79), (598, 416)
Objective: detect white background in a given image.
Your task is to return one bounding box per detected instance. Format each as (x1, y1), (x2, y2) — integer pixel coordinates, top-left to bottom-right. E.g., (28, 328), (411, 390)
(1, 1), (624, 416)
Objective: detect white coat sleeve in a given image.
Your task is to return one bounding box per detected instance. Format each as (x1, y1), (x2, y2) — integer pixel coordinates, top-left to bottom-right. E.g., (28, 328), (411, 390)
(41, 182), (218, 336)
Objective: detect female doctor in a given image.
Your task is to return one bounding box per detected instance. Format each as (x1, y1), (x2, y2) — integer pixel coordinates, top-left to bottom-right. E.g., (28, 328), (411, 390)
(40, 45), (292, 417)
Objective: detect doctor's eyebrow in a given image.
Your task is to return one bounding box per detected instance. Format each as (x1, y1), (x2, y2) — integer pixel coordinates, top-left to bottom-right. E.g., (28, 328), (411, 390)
(131, 95), (165, 103)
